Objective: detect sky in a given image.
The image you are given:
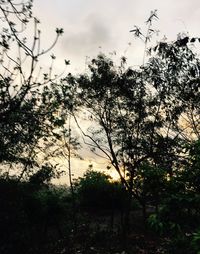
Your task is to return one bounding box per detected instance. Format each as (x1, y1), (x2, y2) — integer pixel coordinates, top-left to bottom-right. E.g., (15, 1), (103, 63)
(32, 0), (200, 73)
(31, 0), (200, 183)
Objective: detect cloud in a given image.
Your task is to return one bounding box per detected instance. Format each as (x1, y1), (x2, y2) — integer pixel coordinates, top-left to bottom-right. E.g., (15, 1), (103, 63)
(62, 13), (114, 57)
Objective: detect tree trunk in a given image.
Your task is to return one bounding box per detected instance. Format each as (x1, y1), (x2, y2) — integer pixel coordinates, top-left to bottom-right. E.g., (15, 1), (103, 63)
(110, 207), (114, 232)
(122, 191), (132, 249)
(142, 202), (147, 227)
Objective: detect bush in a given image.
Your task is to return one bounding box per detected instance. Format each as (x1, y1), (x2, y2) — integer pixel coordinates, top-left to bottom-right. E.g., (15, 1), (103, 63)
(75, 170), (128, 211)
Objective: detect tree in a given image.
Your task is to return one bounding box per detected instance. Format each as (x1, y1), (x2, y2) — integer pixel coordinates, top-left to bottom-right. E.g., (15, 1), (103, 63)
(75, 168), (128, 232)
(75, 169), (112, 209)
(0, 0), (66, 179)
(68, 31), (200, 232)
(145, 35), (200, 143)
(70, 54), (167, 222)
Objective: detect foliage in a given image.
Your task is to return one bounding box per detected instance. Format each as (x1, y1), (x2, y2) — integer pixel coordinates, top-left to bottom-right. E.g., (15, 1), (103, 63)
(0, 176), (69, 253)
(75, 169), (128, 210)
(192, 229), (200, 253)
(0, 0), (68, 181)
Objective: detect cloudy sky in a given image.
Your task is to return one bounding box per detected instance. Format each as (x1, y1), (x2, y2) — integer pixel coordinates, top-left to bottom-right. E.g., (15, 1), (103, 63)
(31, 0), (200, 182)
(32, 0), (200, 73)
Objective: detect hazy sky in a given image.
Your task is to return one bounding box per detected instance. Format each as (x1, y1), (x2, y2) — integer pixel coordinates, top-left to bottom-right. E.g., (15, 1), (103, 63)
(31, 0), (200, 182)
(33, 0), (200, 73)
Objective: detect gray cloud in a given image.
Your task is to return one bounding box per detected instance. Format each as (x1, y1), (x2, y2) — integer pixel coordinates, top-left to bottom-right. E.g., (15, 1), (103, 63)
(33, 0), (200, 72)
(62, 13), (113, 56)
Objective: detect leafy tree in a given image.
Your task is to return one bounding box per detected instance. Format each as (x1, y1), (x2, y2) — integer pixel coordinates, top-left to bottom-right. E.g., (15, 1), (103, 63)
(75, 169), (113, 209)
(74, 169), (128, 233)
(145, 36), (200, 143)
(68, 29), (200, 235)
(0, 0), (67, 179)
(0, 176), (71, 254)
(69, 53), (170, 228)
(75, 169), (127, 209)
